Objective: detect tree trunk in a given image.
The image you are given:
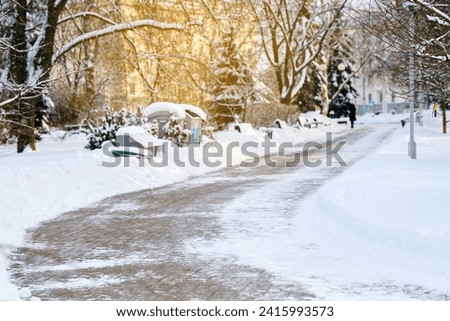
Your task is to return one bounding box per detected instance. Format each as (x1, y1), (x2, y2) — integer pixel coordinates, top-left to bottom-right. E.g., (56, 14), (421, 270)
(13, 0), (68, 152)
(17, 100), (37, 153)
(10, 0), (35, 153)
(279, 95), (294, 106)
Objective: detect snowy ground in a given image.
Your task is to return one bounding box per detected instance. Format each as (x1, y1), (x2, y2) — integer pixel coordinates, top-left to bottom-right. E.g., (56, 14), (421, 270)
(186, 113), (450, 300)
(292, 124), (450, 299)
(1, 111), (449, 300)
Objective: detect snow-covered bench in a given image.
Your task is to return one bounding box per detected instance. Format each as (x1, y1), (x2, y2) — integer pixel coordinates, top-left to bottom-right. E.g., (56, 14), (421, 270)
(260, 127), (274, 139)
(274, 119), (288, 129)
(297, 116), (320, 128)
(234, 123), (255, 134)
(113, 126), (164, 158)
(260, 119), (295, 139)
(401, 114), (426, 127)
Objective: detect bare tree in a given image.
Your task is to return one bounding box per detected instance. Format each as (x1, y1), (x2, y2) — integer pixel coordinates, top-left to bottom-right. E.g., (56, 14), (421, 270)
(252, 0), (348, 105)
(370, 0), (450, 133)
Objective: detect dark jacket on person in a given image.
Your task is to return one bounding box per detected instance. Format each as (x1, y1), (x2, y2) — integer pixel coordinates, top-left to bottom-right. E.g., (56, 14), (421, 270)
(348, 103), (356, 122)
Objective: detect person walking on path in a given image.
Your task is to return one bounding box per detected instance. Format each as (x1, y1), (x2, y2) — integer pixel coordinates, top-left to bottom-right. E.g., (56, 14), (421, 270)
(348, 102), (356, 128)
(433, 103), (438, 118)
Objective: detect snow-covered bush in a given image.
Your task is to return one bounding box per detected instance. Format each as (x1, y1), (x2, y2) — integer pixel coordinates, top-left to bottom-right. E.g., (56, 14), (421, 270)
(181, 128), (191, 141)
(163, 114), (189, 145)
(142, 119), (159, 137)
(85, 108), (141, 150)
(163, 114), (183, 142)
(203, 126), (215, 140)
(115, 108), (141, 127)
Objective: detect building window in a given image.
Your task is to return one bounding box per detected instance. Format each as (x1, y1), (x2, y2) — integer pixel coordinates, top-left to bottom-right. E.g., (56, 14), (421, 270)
(368, 93), (372, 103)
(391, 93), (396, 103)
(379, 92), (383, 103)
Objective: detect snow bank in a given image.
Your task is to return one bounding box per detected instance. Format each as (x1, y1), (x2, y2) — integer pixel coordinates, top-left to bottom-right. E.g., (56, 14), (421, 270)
(357, 112), (409, 124)
(356, 110), (450, 125)
(292, 124), (450, 298)
(302, 111), (332, 124)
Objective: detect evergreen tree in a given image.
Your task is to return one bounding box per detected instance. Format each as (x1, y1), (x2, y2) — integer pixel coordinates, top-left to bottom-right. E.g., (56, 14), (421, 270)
(327, 20), (358, 118)
(296, 54), (329, 113)
(210, 28), (255, 128)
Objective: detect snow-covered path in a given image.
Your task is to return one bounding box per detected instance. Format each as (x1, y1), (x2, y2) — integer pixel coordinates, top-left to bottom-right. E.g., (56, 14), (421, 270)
(10, 125), (439, 300)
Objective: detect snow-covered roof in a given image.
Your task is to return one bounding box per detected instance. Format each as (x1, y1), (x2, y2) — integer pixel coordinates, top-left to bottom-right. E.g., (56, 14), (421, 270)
(178, 104), (207, 121)
(142, 102), (207, 121)
(142, 102), (186, 119)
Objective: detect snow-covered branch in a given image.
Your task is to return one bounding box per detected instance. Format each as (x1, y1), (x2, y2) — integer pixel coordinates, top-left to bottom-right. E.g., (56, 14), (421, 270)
(0, 95), (21, 109)
(331, 54), (371, 101)
(0, 119), (37, 131)
(255, 0), (348, 104)
(52, 19), (199, 64)
(58, 12), (117, 26)
(416, 53), (450, 62)
(411, 0), (450, 25)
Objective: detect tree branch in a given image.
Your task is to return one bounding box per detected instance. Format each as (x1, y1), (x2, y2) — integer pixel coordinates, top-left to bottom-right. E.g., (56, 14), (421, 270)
(411, 0), (450, 25)
(331, 54), (371, 101)
(52, 19), (200, 64)
(58, 11), (117, 26)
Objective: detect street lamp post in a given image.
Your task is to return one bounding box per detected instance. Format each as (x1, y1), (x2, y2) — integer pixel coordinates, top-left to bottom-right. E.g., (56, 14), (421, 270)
(406, 2), (417, 159)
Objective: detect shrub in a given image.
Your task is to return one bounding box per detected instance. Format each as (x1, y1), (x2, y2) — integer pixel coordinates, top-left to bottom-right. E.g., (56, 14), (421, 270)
(163, 114), (190, 145)
(85, 108), (141, 150)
